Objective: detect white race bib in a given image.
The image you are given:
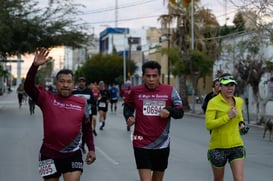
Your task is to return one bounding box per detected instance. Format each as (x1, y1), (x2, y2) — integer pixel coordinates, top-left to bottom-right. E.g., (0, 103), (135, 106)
(39, 159), (57, 177)
(88, 105), (92, 114)
(99, 102), (106, 108)
(143, 100), (166, 116)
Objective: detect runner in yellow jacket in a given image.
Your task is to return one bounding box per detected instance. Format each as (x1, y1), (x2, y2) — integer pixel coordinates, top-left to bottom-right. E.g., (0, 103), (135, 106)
(205, 73), (248, 181)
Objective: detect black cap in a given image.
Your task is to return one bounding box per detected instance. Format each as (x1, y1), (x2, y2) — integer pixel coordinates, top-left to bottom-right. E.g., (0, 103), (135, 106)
(78, 77), (86, 81)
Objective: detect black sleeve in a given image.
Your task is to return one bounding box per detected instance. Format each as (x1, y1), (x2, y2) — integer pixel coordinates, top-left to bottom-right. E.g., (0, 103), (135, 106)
(123, 103), (135, 120)
(202, 100), (208, 113)
(164, 106), (184, 119)
(202, 93), (211, 113)
(89, 91), (96, 106)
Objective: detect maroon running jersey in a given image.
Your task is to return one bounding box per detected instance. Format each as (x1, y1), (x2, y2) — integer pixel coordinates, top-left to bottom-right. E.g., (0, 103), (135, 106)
(24, 64), (94, 158)
(126, 84), (183, 149)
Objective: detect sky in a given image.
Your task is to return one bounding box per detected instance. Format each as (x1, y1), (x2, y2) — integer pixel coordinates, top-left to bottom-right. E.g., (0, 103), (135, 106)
(66, 0), (238, 36)
(11, 0), (239, 78)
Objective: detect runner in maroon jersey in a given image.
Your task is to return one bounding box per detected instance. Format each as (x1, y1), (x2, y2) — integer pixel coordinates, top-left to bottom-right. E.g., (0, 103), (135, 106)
(89, 82), (100, 135)
(120, 81), (132, 131)
(24, 48), (96, 181)
(123, 60), (184, 181)
(97, 80), (110, 130)
(120, 80), (131, 103)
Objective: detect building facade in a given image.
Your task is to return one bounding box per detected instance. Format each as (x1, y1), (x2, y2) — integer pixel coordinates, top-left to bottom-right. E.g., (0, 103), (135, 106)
(214, 30), (273, 122)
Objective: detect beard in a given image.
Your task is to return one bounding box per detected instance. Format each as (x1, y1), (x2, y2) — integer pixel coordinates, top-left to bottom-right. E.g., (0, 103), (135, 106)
(59, 89), (71, 97)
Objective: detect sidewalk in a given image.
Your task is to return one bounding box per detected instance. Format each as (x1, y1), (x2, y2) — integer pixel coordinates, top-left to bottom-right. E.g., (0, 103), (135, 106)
(0, 90), (17, 104)
(184, 103), (205, 118)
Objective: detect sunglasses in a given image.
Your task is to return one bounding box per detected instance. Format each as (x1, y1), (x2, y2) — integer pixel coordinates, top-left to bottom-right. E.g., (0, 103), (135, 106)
(219, 75), (235, 82)
(223, 83), (235, 87)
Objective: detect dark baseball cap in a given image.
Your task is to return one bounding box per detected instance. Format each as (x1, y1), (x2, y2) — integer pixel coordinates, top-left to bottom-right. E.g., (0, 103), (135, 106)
(78, 77), (86, 81)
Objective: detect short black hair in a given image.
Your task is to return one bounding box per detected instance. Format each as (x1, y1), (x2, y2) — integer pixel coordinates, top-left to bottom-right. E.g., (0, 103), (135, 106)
(142, 60), (161, 75)
(212, 78), (220, 88)
(56, 69), (74, 80)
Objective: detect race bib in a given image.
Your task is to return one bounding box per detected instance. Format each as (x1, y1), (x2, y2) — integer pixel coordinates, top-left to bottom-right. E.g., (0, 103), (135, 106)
(143, 100), (166, 116)
(88, 105), (92, 114)
(39, 159), (57, 177)
(99, 102), (106, 108)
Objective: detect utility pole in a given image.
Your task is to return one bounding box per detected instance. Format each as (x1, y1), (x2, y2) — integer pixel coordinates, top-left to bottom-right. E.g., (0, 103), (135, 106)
(224, 0), (228, 24)
(191, 0), (194, 50)
(123, 29), (128, 84)
(167, 23), (171, 85)
(190, 0), (195, 112)
(115, 0), (118, 27)
(17, 53), (22, 86)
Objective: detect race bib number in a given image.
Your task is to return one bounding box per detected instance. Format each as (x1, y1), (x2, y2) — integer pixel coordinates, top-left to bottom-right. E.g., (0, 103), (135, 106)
(39, 159), (57, 177)
(99, 102), (106, 108)
(143, 100), (166, 116)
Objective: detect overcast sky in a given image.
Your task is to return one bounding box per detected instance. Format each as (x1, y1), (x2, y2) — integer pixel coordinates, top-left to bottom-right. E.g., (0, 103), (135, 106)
(12, 0), (239, 79)
(64, 0), (238, 36)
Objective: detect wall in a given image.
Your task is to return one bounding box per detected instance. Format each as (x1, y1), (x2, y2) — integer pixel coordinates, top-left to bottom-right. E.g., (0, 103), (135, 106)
(214, 30), (273, 121)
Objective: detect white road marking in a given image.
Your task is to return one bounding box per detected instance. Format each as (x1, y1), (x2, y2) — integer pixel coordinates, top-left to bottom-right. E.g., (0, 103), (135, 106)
(95, 146), (119, 165)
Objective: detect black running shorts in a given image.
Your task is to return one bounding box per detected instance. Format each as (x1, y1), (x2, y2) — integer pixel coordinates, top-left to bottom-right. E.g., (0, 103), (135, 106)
(207, 146), (246, 168)
(39, 150), (83, 179)
(133, 147), (170, 171)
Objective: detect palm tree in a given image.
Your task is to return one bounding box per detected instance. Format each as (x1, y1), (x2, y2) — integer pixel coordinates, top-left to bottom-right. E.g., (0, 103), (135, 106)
(160, 0), (219, 110)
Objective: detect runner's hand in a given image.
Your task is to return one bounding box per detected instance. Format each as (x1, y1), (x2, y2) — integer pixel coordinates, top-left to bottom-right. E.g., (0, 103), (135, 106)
(228, 107), (237, 119)
(33, 48), (50, 66)
(86, 151), (96, 165)
(127, 116), (135, 126)
(160, 109), (170, 118)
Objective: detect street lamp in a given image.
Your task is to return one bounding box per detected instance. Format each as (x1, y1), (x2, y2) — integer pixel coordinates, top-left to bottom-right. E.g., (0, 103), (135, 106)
(123, 34), (126, 83)
(167, 24), (171, 85)
(190, 0), (195, 112)
(122, 29), (129, 84)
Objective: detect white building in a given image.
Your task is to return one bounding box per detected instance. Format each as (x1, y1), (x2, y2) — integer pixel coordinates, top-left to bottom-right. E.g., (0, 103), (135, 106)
(214, 30), (273, 122)
(99, 27), (148, 85)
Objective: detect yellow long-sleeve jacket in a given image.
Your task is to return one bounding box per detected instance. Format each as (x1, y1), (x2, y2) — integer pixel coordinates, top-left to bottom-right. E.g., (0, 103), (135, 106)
(205, 93), (244, 149)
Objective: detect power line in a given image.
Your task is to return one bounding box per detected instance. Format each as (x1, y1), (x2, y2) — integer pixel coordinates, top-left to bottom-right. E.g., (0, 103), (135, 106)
(80, 14), (160, 25)
(80, 0), (157, 15)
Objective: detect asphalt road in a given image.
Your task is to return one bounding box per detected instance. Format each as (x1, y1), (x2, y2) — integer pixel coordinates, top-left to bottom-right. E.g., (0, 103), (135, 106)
(0, 91), (272, 181)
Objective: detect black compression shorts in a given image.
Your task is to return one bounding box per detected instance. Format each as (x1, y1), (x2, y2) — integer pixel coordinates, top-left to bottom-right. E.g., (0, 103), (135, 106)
(133, 147), (170, 171)
(39, 150), (83, 179)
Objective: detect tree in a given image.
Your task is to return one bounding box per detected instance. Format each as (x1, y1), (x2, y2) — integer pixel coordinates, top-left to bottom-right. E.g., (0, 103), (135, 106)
(0, 0), (89, 58)
(0, 0), (91, 86)
(160, 0), (219, 110)
(36, 57), (55, 85)
(234, 35), (273, 122)
(219, 32), (273, 123)
(230, 0), (273, 40)
(233, 11), (245, 32)
(76, 54), (137, 86)
(215, 0), (273, 122)
(0, 65), (9, 78)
